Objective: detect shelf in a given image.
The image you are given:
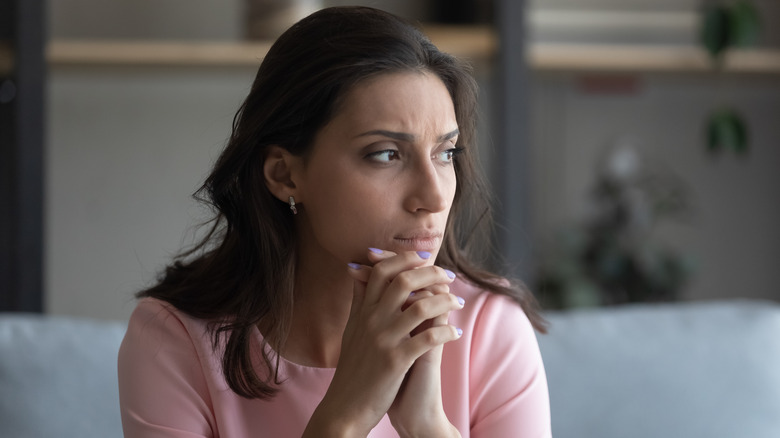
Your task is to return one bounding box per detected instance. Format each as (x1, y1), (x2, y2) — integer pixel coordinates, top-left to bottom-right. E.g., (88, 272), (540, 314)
(43, 33), (780, 75)
(529, 43), (780, 74)
(47, 25), (497, 68)
(424, 25), (497, 61)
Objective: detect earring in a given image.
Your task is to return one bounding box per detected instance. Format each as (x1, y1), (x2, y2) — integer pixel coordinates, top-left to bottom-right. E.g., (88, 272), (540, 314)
(288, 196), (298, 215)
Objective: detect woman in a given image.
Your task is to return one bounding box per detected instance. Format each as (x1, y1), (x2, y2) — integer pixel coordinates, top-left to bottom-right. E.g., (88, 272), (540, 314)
(118, 6), (550, 437)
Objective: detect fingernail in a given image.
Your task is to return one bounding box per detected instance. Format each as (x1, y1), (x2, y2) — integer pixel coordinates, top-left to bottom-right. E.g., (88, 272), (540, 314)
(409, 291), (417, 297)
(444, 269), (456, 279)
(347, 263), (361, 270)
(456, 328), (463, 337)
(416, 251), (432, 259)
(457, 296), (465, 306)
(368, 247), (383, 254)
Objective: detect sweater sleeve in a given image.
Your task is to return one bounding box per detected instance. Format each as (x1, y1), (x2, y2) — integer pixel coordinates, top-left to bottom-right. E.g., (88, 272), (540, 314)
(468, 293), (551, 437)
(118, 298), (216, 438)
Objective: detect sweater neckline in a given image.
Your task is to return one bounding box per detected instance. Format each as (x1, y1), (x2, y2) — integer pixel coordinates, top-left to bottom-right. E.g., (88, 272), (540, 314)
(250, 324), (338, 373)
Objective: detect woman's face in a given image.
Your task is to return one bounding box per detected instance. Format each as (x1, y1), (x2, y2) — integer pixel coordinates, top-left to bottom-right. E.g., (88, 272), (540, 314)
(293, 71), (459, 267)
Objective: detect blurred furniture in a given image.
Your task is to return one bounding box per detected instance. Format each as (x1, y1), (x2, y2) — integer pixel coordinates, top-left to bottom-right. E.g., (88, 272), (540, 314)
(2, 299), (779, 437)
(538, 300), (780, 438)
(0, 313), (126, 437)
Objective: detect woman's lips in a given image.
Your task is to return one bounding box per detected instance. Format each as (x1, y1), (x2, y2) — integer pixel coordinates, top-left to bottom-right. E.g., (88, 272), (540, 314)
(393, 233), (442, 252)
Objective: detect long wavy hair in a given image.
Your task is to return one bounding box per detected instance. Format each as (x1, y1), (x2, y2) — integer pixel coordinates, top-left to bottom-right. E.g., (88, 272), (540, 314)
(139, 6), (544, 399)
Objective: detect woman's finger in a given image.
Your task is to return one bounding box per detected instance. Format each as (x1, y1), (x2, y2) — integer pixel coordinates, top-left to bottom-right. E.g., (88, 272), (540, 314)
(356, 249), (456, 299)
(362, 251), (431, 304)
(365, 247), (397, 263)
(376, 263), (455, 310)
(393, 292), (463, 336)
(348, 273), (367, 321)
(422, 282), (450, 296)
(402, 283), (451, 308)
(347, 266), (451, 298)
(403, 289), (433, 311)
(400, 324), (462, 360)
(346, 262), (372, 283)
(344, 248), (399, 286)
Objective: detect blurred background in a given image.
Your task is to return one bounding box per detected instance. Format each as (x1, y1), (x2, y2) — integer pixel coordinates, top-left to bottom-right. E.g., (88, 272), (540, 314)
(2, 0), (778, 321)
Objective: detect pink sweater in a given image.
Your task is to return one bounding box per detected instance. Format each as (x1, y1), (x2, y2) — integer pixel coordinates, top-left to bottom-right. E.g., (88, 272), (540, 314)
(118, 278), (551, 437)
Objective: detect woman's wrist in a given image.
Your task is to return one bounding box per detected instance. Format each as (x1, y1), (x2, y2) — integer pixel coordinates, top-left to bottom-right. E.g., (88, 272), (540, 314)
(394, 424), (461, 438)
(302, 419), (364, 438)
(304, 399), (373, 438)
(391, 415), (461, 438)
(303, 414), (363, 438)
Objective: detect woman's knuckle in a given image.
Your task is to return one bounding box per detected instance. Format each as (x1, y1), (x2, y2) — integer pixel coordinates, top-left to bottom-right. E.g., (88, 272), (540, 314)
(407, 301), (429, 319)
(428, 284), (446, 295)
(394, 271), (415, 290)
(420, 329), (438, 345)
(372, 262), (392, 279)
(416, 290), (434, 298)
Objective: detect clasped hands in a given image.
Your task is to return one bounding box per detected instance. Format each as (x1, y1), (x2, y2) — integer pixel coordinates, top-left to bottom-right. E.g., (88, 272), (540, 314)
(304, 248), (464, 438)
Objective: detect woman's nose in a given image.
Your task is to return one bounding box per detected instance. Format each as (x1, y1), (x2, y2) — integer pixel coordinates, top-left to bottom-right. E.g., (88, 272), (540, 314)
(402, 161), (450, 214)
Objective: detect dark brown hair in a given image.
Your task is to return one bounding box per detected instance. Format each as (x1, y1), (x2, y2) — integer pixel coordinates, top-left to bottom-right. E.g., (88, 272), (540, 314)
(139, 6), (544, 399)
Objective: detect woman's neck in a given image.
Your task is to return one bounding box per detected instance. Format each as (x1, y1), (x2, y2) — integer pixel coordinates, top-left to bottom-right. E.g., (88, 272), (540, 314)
(283, 249), (354, 368)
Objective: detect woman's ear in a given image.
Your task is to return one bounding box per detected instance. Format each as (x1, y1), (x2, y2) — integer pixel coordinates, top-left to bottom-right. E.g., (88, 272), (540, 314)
(263, 145), (302, 202)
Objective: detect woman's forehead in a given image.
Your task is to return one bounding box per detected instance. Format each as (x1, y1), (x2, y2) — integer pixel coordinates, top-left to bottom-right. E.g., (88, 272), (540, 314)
(331, 72), (457, 135)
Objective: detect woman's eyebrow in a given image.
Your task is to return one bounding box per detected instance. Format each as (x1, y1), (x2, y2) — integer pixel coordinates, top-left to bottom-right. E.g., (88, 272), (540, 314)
(355, 128), (460, 143)
(438, 128), (460, 142)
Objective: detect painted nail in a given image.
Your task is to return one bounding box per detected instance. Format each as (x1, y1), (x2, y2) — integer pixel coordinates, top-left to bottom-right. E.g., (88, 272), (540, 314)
(347, 263), (361, 270)
(409, 291), (417, 297)
(416, 251), (432, 259)
(444, 269), (456, 279)
(457, 296), (465, 306)
(456, 328), (463, 337)
(368, 247), (383, 254)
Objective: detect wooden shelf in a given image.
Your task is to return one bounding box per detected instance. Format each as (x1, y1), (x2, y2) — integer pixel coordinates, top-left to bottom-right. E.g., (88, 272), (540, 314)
(424, 24), (497, 61)
(47, 25), (497, 68)
(44, 32), (780, 75)
(530, 43), (780, 74)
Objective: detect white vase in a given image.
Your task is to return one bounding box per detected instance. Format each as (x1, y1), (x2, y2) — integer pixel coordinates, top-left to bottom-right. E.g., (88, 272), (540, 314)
(246, 0), (323, 40)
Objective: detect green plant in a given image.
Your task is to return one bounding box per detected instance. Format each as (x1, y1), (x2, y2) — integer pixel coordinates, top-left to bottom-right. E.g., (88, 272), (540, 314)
(536, 145), (694, 309)
(701, 0), (761, 155)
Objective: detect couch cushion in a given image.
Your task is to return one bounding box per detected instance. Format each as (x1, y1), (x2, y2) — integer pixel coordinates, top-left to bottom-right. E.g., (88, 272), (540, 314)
(537, 300), (780, 438)
(0, 313), (126, 438)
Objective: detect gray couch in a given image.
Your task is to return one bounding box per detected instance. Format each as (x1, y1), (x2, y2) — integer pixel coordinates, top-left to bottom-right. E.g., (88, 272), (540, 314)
(2, 300), (779, 438)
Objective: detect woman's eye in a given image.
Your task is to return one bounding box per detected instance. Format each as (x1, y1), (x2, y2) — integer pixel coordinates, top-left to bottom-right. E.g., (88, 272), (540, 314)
(436, 147), (463, 164)
(367, 149), (399, 163)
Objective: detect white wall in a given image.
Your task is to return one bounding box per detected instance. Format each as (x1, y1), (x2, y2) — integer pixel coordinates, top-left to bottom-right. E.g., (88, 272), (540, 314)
(46, 67), (256, 320)
(49, 0), (243, 39)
